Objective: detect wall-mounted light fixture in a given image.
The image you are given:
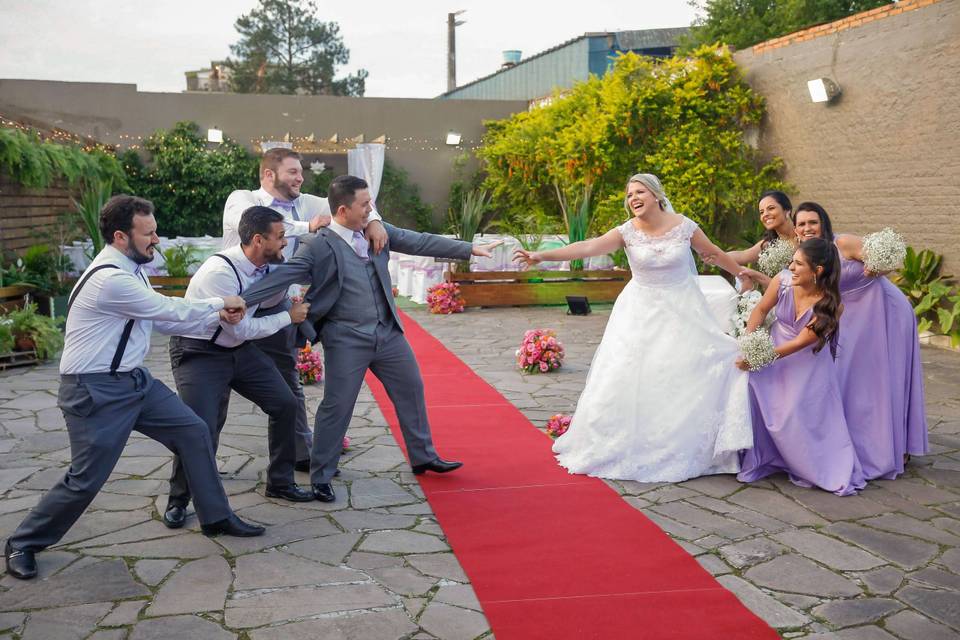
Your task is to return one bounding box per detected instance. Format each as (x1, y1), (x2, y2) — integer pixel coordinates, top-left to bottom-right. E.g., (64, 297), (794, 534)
(207, 127), (224, 143)
(807, 78), (841, 103)
(445, 131), (462, 146)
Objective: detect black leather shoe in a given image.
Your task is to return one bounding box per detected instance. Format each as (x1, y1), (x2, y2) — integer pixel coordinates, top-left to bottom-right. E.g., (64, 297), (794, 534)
(294, 459), (311, 473)
(312, 482), (336, 502)
(412, 458), (463, 475)
(201, 515), (265, 538)
(162, 505), (187, 529)
(265, 484), (315, 502)
(5, 541), (36, 580)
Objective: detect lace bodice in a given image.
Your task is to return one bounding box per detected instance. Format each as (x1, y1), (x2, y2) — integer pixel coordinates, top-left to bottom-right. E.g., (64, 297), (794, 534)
(617, 216), (699, 287)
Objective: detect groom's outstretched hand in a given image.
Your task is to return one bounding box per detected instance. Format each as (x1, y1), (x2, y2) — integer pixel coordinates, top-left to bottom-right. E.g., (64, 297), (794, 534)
(472, 239), (503, 258)
(512, 248), (541, 269)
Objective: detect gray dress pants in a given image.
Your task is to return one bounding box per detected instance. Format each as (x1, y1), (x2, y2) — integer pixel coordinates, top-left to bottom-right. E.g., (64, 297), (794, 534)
(10, 368), (232, 552)
(310, 321), (437, 484)
(167, 337), (299, 508)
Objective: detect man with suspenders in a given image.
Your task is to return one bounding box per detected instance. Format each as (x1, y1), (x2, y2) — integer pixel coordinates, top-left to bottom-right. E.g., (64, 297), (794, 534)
(162, 206), (314, 528)
(222, 148), (387, 472)
(5, 195), (264, 580)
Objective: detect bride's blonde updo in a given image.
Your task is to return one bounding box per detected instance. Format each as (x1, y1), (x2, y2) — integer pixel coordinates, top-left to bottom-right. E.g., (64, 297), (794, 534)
(623, 173), (669, 216)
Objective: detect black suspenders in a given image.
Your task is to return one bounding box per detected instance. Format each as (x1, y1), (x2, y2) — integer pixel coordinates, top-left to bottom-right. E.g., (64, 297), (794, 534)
(208, 253), (243, 345)
(67, 264), (136, 376)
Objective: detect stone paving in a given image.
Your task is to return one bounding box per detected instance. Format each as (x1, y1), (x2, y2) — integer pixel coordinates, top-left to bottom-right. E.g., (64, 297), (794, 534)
(0, 304), (957, 639)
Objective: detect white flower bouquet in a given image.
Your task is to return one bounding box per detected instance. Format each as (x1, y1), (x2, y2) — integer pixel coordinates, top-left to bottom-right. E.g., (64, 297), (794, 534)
(731, 290), (763, 337)
(756, 238), (795, 277)
(738, 328), (779, 371)
(862, 227), (906, 273)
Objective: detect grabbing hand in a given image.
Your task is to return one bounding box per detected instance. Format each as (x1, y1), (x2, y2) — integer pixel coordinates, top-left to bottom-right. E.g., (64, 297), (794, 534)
(512, 248), (542, 269)
(219, 307), (245, 325)
(288, 301), (310, 324)
(737, 268), (769, 290)
(736, 272), (756, 294)
(222, 296), (246, 312)
(472, 239), (503, 258)
(734, 357), (750, 371)
(309, 214), (332, 233)
(365, 220), (388, 255)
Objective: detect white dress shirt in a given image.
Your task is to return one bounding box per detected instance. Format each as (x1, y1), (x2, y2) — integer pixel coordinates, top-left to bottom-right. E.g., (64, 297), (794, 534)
(60, 245), (224, 375)
(327, 219), (360, 248)
(179, 244), (293, 347)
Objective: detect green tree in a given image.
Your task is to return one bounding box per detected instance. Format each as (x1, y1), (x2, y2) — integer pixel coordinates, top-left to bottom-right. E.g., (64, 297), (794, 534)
(377, 160), (435, 232)
(228, 0), (368, 96)
(477, 48), (787, 246)
(120, 122), (258, 237)
(683, 0), (891, 51)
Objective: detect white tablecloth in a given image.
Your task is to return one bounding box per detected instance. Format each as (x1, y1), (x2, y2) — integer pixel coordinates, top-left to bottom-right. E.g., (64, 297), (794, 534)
(63, 237), (224, 276)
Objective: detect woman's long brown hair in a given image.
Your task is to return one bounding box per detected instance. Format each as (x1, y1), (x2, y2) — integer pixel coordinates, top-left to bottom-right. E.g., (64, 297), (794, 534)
(799, 238), (841, 358)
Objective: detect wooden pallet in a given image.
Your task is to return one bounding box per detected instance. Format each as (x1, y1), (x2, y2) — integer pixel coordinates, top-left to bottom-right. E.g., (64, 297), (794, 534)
(445, 270), (629, 307)
(0, 350), (39, 371)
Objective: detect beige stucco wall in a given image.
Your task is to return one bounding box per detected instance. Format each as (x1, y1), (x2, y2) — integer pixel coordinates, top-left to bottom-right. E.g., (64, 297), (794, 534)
(733, 0), (960, 272)
(0, 80), (527, 226)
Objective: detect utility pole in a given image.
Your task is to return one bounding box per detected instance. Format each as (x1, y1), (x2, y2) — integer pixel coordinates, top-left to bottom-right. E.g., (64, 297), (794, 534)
(447, 10), (465, 93)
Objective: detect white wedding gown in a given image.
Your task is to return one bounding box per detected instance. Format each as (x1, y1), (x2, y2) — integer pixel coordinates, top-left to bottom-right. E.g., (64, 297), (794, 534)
(553, 217), (752, 482)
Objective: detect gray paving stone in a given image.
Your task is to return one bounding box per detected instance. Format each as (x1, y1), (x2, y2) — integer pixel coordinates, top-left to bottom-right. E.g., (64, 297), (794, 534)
(233, 551), (364, 590)
(406, 553), (470, 582)
(718, 538), (787, 569)
(885, 610), (959, 640)
(745, 555), (862, 597)
(87, 631), (127, 640)
(696, 553), (732, 576)
(420, 601), (490, 640)
(803, 627), (898, 640)
(224, 583), (395, 628)
(773, 530), (885, 570)
(639, 509), (706, 540)
(866, 512), (960, 546)
(133, 559), (179, 586)
(130, 615), (236, 640)
(811, 598), (903, 628)
(861, 486), (940, 519)
(343, 444), (408, 471)
(246, 609), (417, 640)
(857, 566), (905, 595)
(360, 529), (449, 553)
(0, 612), (24, 633)
(826, 523), (940, 570)
(716, 575), (809, 628)
(213, 516), (341, 555)
(234, 501), (320, 525)
(369, 564), (438, 595)
(643, 486), (700, 503)
(726, 488), (828, 527)
(939, 547), (960, 574)
(286, 532), (362, 565)
(82, 533), (223, 559)
(55, 511), (151, 547)
(350, 477), (419, 509)
(20, 603), (112, 640)
(677, 473), (743, 497)
(873, 479), (960, 505)
(87, 491), (153, 511)
(0, 391), (58, 411)
(72, 520), (187, 548)
(331, 509), (418, 531)
(0, 558), (148, 611)
(777, 484), (892, 521)
(775, 592), (821, 610)
(100, 599), (147, 626)
(346, 551), (405, 570)
(435, 583), (483, 611)
(146, 555), (231, 617)
(908, 567), (960, 591)
(650, 502), (760, 539)
(895, 585), (960, 630)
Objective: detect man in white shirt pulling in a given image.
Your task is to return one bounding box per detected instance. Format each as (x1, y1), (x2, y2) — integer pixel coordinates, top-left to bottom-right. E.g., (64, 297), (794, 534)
(163, 207), (315, 528)
(5, 195), (264, 581)
(222, 148), (387, 471)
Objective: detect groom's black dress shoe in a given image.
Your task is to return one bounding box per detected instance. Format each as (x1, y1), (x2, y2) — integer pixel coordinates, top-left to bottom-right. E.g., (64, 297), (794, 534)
(412, 459), (463, 475)
(162, 505), (187, 529)
(5, 541), (37, 580)
(265, 484), (315, 502)
(201, 515), (265, 538)
(312, 483), (336, 502)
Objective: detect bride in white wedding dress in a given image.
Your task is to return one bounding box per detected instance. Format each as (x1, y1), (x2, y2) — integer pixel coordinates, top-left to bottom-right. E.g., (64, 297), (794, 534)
(513, 174), (754, 482)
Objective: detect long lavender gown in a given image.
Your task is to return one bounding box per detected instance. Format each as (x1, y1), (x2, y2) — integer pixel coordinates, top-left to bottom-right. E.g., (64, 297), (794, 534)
(836, 246), (928, 479)
(738, 280), (866, 496)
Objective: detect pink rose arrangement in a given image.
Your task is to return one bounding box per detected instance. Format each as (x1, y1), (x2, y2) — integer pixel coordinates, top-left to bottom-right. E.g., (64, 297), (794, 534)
(546, 414), (572, 439)
(516, 329), (565, 373)
(426, 282), (465, 315)
(342, 435), (351, 452)
(296, 342), (324, 385)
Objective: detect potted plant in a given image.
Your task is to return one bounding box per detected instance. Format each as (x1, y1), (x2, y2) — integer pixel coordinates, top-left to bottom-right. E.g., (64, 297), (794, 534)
(5, 303), (64, 359)
(5, 244), (74, 318)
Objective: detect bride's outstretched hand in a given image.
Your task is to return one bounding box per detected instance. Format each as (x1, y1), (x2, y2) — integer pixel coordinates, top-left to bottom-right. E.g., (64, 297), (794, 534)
(512, 248), (542, 270)
(472, 239), (503, 258)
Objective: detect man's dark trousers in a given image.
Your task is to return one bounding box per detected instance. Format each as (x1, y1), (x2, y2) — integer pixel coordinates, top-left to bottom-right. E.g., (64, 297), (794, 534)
(10, 369), (232, 552)
(166, 337), (299, 508)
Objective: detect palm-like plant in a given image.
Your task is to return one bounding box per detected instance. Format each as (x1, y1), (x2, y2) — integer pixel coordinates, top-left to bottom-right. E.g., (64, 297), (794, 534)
(449, 189), (491, 243)
(554, 182), (593, 271)
(73, 178), (113, 259)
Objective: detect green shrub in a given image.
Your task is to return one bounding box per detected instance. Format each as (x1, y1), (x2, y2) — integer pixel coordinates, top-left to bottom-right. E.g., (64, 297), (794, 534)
(162, 244), (201, 277)
(377, 160), (435, 232)
(0, 127), (126, 189)
(5, 303), (64, 359)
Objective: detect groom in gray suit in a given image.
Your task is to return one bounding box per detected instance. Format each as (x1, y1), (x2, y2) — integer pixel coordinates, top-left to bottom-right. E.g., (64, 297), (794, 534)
(242, 175), (499, 501)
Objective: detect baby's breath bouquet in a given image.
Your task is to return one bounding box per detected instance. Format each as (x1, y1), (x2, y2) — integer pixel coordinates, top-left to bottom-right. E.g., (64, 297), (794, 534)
(731, 290), (763, 337)
(738, 328), (779, 371)
(757, 238), (795, 277)
(862, 227), (906, 273)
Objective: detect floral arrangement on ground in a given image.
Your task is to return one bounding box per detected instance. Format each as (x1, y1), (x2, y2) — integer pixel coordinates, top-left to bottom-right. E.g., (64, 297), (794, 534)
(516, 329), (565, 373)
(426, 282), (465, 314)
(297, 342), (324, 385)
(546, 414), (572, 439)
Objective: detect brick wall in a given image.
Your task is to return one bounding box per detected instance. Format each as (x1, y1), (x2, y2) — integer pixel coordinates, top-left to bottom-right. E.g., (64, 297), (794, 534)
(0, 172), (79, 255)
(734, 0), (960, 272)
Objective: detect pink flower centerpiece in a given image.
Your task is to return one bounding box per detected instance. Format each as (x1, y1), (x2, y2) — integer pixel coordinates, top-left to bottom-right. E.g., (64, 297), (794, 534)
(516, 329), (565, 373)
(426, 282), (465, 315)
(342, 435), (351, 451)
(296, 342), (324, 385)
(546, 414), (572, 439)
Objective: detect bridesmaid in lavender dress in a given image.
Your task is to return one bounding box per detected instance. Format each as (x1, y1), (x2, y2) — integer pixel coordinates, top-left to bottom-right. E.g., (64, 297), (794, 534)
(737, 238), (866, 495)
(792, 203), (928, 479)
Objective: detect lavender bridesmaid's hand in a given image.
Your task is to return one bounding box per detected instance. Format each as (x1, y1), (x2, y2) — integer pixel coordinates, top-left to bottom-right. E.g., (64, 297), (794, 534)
(735, 357), (750, 371)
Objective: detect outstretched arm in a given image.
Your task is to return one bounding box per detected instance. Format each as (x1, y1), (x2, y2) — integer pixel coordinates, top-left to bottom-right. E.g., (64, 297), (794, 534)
(745, 274), (781, 334)
(243, 244), (317, 307)
(513, 228), (623, 268)
(386, 224), (474, 260)
(691, 229), (754, 292)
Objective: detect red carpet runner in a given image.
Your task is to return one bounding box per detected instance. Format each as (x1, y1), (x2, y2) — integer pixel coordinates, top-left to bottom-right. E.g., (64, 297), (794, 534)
(365, 313), (778, 639)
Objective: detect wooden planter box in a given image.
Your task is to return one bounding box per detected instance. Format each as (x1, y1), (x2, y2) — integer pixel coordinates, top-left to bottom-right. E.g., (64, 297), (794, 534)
(446, 270), (629, 307)
(149, 276), (192, 297)
(0, 349), (39, 371)
(0, 285), (35, 312)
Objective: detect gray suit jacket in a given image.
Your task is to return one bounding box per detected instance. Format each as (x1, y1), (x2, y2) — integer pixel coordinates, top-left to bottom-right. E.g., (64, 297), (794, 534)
(243, 223), (473, 344)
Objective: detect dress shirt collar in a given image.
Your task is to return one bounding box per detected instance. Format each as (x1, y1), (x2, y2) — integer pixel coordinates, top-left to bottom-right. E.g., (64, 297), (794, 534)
(99, 244), (145, 277)
(222, 244), (270, 279)
(328, 219), (360, 246)
(255, 187), (300, 209)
